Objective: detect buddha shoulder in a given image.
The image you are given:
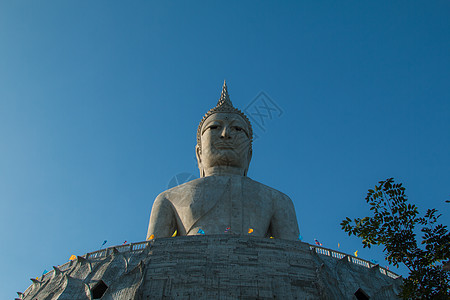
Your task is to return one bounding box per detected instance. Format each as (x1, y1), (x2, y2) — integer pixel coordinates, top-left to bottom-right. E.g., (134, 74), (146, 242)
(154, 176), (235, 203)
(244, 177), (294, 204)
(153, 175), (292, 205)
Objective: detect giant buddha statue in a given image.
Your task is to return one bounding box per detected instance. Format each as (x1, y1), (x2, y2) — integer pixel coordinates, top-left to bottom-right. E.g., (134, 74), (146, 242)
(147, 82), (299, 240)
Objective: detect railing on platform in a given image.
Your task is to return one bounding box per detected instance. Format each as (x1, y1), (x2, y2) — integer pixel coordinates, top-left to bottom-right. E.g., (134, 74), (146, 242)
(309, 244), (400, 279)
(34, 241), (151, 284)
(24, 238), (400, 298)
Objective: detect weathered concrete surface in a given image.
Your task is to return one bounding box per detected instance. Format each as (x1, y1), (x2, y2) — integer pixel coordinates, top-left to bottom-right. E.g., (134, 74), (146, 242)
(147, 82), (300, 240)
(21, 236), (401, 300)
(147, 175), (300, 240)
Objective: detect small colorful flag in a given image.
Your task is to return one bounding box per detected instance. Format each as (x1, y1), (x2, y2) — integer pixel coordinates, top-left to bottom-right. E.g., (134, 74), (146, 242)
(248, 228), (254, 234)
(198, 229), (205, 235)
(42, 269), (48, 275)
(298, 234), (303, 241)
(122, 241), (127, 245)
(314, 239), (322, 246)
(338, 243), (340, 249)
(99, 240), (108, 251)
(225, 227), (231, 233)
(270, 236), (274, 239)
(172, 230), (177, 237)
(354, 251), (358, 257)
(386, 266), (389, 270)
(69, 255), (77, 261)
(148, 234), (155, 240)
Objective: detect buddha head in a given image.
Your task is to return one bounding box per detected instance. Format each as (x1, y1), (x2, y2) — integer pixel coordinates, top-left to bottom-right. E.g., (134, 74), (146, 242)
(196, 82), (253, 177)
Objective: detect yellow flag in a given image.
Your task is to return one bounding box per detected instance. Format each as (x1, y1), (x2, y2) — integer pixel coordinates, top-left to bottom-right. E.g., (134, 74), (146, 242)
(354, 251), (358, 257)
(338, 243), (340, 248)
(248, 228), (254, 234)
(69, 255), (76, 261)
(148, 234), (155, 240)
(270, 236), (274, 239)
(172, 230), (177, 237)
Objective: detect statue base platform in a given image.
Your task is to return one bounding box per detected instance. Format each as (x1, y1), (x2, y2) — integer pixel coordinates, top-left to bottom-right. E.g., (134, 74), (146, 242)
(21, 235), (401, 299)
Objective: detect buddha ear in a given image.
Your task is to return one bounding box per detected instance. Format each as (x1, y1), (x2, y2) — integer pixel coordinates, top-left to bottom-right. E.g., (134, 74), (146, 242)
(195, 145), (204, 177)
(195, 144), (202, 163)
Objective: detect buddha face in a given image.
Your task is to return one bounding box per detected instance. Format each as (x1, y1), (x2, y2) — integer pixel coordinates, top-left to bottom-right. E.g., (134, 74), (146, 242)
(196, 112), (252, 176)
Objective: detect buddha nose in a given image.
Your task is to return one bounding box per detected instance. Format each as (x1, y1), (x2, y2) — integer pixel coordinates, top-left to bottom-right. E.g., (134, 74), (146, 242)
(220, 126), (231, 139)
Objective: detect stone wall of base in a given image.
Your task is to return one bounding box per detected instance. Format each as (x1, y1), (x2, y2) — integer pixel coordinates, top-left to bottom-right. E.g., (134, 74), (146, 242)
(21, 235), (401, 300)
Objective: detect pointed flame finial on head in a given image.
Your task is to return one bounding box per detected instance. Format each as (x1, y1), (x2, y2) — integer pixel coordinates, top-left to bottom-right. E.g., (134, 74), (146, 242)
(218, 80), (232, 106)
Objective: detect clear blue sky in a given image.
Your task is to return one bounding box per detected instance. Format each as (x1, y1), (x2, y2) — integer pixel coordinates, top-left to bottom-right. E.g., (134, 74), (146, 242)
(1, 1), (449, 298)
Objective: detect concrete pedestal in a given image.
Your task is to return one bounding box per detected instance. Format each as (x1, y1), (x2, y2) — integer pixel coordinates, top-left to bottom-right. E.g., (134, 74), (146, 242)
(21, 235), (401, 300)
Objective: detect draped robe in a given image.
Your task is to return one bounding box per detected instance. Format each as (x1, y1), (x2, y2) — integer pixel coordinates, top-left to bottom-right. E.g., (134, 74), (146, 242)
(147, 175), (299, 240)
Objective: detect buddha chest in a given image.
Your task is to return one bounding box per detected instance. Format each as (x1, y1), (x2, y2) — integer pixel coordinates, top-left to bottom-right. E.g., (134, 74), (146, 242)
(168, 175), (275, 236)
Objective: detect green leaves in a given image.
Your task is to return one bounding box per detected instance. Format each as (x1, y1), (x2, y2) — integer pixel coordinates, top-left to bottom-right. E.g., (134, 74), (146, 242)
(341, 178), (450, 299)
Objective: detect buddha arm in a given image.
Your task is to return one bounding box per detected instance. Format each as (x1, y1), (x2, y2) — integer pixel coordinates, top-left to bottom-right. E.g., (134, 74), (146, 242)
(146, 193), (177, 239)
(269, 194), (300, 240)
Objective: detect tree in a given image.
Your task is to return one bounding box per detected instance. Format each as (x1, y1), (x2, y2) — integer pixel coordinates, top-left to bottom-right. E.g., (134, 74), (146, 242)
(341, 178), (449, 299)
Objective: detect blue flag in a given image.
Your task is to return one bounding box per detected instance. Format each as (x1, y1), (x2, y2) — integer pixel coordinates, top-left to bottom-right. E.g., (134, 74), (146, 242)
(198, 229), (205, 235)
(298, 234), (303, 241)
(99, 240), (108, 251)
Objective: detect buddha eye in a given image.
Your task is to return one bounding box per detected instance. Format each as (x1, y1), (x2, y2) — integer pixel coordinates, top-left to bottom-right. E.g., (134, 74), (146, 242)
(234, 126), (242, 131)
(209, 125), (219, 130)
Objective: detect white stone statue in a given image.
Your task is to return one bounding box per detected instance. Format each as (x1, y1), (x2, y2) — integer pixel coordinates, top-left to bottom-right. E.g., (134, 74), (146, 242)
(147, 82), (299, 240)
